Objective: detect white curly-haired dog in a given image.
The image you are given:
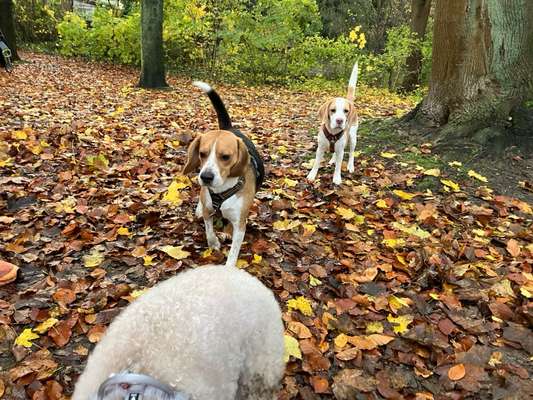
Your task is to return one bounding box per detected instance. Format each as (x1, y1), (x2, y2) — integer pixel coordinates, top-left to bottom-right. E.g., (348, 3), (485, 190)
(72, 265), (285, 400)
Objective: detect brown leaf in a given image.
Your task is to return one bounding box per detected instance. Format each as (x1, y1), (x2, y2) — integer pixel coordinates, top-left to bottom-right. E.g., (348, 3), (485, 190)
(87, 324), (106, 343)
(0, 260), (18, 286)
(336, 347), (360, 361)
(506, 239), (521, 257)
(287, 321), (312, 339)
(309, 376), (329, 394)
(448, 363), (466, 381)
(48, 314), (78, 347)
(52, 288), (76, 306)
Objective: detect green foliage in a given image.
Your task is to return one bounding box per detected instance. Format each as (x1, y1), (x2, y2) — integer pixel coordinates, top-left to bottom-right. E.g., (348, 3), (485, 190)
(14, 0), (64, 42)
(54, 0), (431, 90)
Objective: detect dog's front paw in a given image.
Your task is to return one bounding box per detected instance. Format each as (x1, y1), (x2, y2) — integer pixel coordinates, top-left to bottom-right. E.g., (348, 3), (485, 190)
(307, 171), (317, 181)
(207, 236), (221, 250)
(333, 175), (342, 185)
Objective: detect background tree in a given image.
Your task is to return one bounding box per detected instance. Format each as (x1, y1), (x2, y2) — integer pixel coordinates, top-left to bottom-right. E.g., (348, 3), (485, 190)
(407, 0), (533, 153)
(401, 0), (431, 91)
(138, 0), (167, 88)
(0, 0), (19, 60)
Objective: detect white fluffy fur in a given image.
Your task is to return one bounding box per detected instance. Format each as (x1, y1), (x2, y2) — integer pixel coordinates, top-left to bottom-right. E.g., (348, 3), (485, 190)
(72, 265), (285, 400)
(192, 81), (212, 93)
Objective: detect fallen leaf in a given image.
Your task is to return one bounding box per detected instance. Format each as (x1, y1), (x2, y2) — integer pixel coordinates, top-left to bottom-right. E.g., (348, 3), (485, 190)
(159, 245), (190, 260)
(448, 363), (466, 381)
(506, 239), (521, 257)
(15, 328), (39, 348)
(287, 296), (313, 316)
(284, 335), (302, 362)
(387, 314), (414, 334)
(468, 170), (488, 183)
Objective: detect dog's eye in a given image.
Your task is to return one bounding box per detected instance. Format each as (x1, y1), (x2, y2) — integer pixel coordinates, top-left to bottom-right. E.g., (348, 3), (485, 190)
(344, 109), (349, 113)
(220, 154), (231, 161)
(330, 109), (336, 113)
(199, 151), (207, 158)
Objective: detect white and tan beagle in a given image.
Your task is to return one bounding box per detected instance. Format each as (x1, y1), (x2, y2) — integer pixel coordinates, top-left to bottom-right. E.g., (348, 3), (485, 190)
(183, 82), (264, 268)
(307, 61), (359, 185)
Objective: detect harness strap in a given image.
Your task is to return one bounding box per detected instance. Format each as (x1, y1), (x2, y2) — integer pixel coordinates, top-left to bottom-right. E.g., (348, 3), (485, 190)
(322, 125), (344, 152)
(0, 41), (13, 73)
(208, 176), (245, 216)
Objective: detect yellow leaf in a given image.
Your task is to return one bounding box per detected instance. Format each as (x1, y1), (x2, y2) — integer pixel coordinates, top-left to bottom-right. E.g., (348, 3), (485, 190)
(366, 321), (384, 334)
(159, 245), (190, 260)
(349, 30), (357, 42)
(162, 181), (183, 206)
(376, 199), (388, 209)
(283, 178), (298, 187)
(448, 161), (462, 167)
(12, 130), (28, 140)
(34, 318), (59, 334)
(278, 146), (287, 155)
(130, 289), (147, 298)
(382, 238), (405, 248)
(388, 295), (411, 313)
(392, 222), (431, 239)
(201, 248), (213, 258)
(335, 333), (349, 348)
(15, 328), (39, 347)
(309, 275), (322, 287)
(117, 227), (130, 236)
(441, 179), (460, 192)
(380, 152), (397, 159)
(236, 259), (248, 268)
(143, 255), (154, 266)
(273, 219), (301, 231)
(287, 296), (313, 316)
(336, 207), (356, 220)
(387, 314), (413, 334)
(54, 196), (77, 214)
(520, 287), (532, 298)
(423, 168), (441, 177)
(283, 335), (302, 362)
(429, 293), (440, 300)
(0, 158), (13, 167)
(393, 190), (416, 200)
(252, 254), (262, 264)
(83, 248), (104, 268)
(468, 170), (488, 183)
(302, 223), (316, 236)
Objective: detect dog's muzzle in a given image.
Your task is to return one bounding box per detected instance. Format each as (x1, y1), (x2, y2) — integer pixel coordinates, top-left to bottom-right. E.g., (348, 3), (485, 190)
(96, 372), (190, 400)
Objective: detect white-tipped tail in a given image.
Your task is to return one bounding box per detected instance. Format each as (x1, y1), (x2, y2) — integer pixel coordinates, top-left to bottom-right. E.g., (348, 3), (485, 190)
(347, 61), (358, 101)
(192, 80), (212, 93)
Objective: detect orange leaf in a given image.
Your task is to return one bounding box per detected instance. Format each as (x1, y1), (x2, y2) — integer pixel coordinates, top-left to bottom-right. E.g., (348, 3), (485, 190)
(310, 376), (329, 393)
(506, 239), (521, 257)
(448, 363), (466, 381)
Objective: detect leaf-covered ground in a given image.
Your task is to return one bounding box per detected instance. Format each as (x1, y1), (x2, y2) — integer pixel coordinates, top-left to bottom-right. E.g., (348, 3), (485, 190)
(1, 53), (532, 400)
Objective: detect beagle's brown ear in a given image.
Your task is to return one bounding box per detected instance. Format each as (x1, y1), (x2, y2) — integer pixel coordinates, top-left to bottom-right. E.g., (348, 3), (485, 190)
(346, 101), (358, 127)
(318, 100), (330, 125)
(182, 136), (201, 174)
(229, 137), (250, 177)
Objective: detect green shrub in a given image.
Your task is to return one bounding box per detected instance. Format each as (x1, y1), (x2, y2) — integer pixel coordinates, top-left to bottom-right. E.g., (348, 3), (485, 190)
(14, 0), (64, 43)
(57, 13), (89, 57)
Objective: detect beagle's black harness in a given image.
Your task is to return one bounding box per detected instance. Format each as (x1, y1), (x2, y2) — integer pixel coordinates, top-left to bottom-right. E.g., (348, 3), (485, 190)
(0, 29), (13, 73)
(322, 124), (345, 152)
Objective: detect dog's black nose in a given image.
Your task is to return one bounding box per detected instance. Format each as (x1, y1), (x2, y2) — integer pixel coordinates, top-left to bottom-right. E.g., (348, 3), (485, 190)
(200, 171), (214, 184)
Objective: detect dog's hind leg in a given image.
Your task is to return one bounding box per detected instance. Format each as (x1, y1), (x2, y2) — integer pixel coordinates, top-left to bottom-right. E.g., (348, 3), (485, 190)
(328, 154), (335, 165)
(347, 123), (358, 173)
(226, 222), (245, 268)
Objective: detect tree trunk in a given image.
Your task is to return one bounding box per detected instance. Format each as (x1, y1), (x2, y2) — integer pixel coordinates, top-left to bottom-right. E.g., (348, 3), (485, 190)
(401, 0), (431, 92)
(408, 0), (533, 153)
(138, 0), (167, 88)
(0, 0), (19, 60)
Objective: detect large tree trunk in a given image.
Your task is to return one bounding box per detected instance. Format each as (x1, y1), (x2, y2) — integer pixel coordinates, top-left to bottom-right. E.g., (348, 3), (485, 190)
(408, 0), (533, 153)
(0, 0), (19, 60)
(401, 0), (431, 92)
(138, 0), (167, 88)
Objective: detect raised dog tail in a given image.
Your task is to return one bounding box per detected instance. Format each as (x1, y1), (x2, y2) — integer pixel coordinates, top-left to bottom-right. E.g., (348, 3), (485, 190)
(346, 61), (358, 102)
(192, 81), (233, 130)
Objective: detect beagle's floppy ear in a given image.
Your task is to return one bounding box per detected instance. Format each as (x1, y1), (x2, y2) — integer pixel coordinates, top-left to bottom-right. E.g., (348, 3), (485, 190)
(229, 137), (250, 177)
(346, 101), (358, 126)
(318, 100), (330, 125)
(182, 136), (201, 174)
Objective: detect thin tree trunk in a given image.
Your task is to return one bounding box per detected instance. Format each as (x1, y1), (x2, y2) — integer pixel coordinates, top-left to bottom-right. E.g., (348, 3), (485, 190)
(138, 0), (167, 88)
(0, 0), (19, 60)
(401, 0), (431, 92)
(408, 0), (533, 152)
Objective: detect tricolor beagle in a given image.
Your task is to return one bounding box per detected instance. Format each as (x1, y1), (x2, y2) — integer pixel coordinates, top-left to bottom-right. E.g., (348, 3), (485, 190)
(307, 61), (359, 185)
(183, 82), (264, 268)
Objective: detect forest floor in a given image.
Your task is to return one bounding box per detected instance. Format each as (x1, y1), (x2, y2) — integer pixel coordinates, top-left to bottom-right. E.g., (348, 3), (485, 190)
(0, 53), (532, 400)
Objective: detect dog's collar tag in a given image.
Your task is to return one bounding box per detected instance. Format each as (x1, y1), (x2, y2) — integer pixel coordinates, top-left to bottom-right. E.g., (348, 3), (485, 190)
(127, 394), (140, 400)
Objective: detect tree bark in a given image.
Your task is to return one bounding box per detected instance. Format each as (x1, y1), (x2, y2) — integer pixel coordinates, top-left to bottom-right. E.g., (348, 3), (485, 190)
(408, 0), (533, 152)
(138, 0), (167, 88)
(401, 0), (431, 91)
(0, 0), (19, 60)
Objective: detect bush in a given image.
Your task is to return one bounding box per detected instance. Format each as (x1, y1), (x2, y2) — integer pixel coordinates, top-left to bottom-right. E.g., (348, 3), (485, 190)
(14, 0), (65, 43)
